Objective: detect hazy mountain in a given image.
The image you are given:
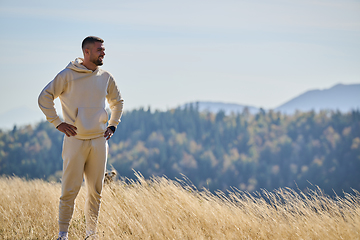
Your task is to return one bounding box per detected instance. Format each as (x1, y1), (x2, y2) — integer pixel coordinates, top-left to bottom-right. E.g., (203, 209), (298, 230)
(182, 83), (360, 116)
(182, 101), (260, 115)
(275, 83), (360, 114)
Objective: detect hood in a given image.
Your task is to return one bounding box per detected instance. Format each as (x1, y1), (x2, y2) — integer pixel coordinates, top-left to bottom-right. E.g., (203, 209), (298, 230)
(66, 58), (95, 73)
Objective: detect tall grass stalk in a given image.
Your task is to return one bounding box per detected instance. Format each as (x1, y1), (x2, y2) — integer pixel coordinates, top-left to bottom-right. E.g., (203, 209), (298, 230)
(1, 173), (359, 239)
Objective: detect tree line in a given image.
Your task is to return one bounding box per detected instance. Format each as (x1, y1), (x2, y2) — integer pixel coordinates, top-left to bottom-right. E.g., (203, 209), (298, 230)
(1, 106), (359, 195)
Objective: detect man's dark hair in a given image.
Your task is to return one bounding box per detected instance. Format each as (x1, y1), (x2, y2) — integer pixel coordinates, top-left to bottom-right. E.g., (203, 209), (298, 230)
(82, 36), (104, 50)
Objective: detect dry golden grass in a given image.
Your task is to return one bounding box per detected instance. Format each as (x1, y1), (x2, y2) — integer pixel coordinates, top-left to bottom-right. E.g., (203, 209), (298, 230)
(1, 173), (360, 239)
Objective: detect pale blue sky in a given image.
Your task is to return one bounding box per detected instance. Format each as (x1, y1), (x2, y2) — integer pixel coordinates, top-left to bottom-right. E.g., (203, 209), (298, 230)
(0, 0), (359, 121)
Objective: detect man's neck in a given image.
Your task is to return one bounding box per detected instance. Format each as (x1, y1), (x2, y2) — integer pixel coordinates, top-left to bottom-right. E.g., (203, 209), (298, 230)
(81, 61), (97, 71)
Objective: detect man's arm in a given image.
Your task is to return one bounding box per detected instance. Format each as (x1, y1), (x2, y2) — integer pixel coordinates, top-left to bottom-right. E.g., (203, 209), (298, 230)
(38, 74), (66, 128)
(105, 76), (124, 139)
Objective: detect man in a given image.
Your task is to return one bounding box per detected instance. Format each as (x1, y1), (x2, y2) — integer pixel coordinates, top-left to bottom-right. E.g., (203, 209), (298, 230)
(38, 36), (124, 240)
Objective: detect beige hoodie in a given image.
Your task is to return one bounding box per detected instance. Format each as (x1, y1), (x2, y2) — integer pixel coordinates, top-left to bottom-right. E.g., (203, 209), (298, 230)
(38, 58), (124, 139)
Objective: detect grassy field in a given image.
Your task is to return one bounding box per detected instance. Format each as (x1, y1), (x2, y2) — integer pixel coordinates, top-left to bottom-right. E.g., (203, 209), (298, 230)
(1, 173), (359, 239)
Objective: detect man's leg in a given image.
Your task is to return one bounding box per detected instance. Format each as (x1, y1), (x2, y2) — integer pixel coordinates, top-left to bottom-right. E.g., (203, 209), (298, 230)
(59, 137), (89, 233)
(84, 137), (108, 236)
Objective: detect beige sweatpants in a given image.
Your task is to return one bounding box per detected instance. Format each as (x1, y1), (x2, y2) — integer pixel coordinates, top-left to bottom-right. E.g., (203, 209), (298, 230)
(59, 136), (108, 233)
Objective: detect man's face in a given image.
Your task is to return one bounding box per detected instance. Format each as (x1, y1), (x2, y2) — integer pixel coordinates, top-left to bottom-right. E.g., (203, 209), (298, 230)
(89, 42), (105, 66)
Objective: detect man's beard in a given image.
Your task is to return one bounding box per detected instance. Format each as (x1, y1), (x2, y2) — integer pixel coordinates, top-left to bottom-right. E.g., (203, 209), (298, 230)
(90, 56), (103, 66)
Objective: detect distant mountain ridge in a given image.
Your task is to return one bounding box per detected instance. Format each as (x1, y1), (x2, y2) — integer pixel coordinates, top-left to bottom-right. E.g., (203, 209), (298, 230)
(275, 83), (360, 114)
(182, 83), (360, 115)
(1, 83), (359, 129)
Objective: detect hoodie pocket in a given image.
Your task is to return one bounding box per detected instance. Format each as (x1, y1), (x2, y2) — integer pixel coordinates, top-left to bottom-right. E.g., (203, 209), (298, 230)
(75, 107), (108, 136)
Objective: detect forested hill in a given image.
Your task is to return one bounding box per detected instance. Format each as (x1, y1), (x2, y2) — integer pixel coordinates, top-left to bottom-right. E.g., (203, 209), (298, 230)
(1, 106), (360, 195)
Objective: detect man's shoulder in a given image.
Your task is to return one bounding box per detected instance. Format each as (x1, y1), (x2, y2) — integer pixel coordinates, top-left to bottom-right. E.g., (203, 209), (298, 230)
(57, 67), (73, 77)
(98, 68), (115, 79)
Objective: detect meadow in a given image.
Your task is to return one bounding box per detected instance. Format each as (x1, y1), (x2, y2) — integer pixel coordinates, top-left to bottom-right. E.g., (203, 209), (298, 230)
(1, 173), (359, 239)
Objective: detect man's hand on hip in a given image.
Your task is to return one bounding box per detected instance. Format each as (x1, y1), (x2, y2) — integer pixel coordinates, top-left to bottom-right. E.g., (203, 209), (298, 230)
(57, 122), (77, 137)
(104, 127), (115, 140)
